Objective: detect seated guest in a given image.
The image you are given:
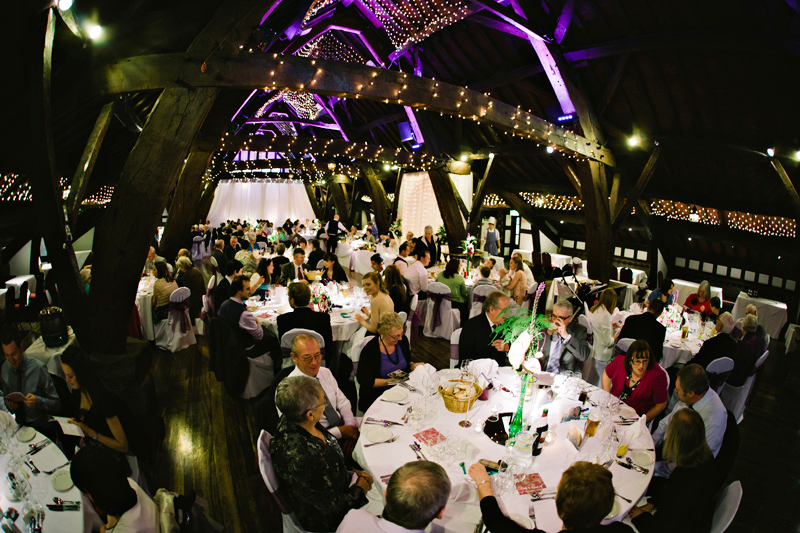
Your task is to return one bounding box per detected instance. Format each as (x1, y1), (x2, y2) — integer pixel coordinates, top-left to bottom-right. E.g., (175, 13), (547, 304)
(629, 409), (717, 532)
(727, 314), (767, 387)
(176, 256), (204, 321)
(690, 312), (737, 369)
(392, 242), (410, 275)
(255, 257), (280, 290)
(80, 268), (92, 295)
(142, 246), (165, 275)
(370, 253), (384, 273)
(617, 298), (666, 363)
(356, 312), (422, 412)
(225, 236), (241, 260)
(272, 243), (290, 269)
(647, 278), (674, 306)
(234, 248), (257, 276)
(281, 248), (309, 285)
(499, 256), (526, 305)
(338, 461), (450, 532)
(277, 282), (334, 361)
(511, 252), (535, 289)
(307, 239), (325, 270)
(707, 297), (721, 324)
(272, 376), (372, 532)
(484, 257), (496, 270)
(0, 327), (60, 439)
(414, 226), (440, 265)
(404, 249), (430, 299)
(435, 258), (469, 326)
(683, 280), (712, 317)
(211, 239), (228, 274)
(384, 264), (410, 314)
(283, 334), (358, 454)
(474, 266), (496, 287)
(459, 291), (511, 366)
(320, 252), (349, 284)
(540, 300), (591, 374)
(469, 460), (633, 533)
(732, 304), (768, 346)
(218, 275), (274, 355)
(362, 223), (376, 243)
(587, 288), (619, 382)
(151, 261), (178, 322)
(173, 249), (191, 285)
(355, 272), (394, 334)
(652, 364), (727, 478)
(71, 446), (157, 533)
(602, 340), (668, 421)
(213, 259), (243, 313)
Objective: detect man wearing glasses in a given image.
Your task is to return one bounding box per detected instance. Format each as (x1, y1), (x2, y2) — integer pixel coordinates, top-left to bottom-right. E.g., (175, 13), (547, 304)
(539, 300), (591, 374)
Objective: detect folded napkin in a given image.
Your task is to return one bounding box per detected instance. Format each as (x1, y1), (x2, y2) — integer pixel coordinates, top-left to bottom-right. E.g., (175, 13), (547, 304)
(516, 473), (547, 495)
(630, 414), (651, 448)
(468, 359), (499, 384)
(407, 363), (437, 387)
(0, 411), (14, 429)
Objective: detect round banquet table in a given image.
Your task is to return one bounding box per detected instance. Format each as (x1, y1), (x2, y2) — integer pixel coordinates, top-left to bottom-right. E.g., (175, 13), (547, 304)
(1, 428), (84, 532)
(660, 329), (703, 369)
(353, 371), (653, 532)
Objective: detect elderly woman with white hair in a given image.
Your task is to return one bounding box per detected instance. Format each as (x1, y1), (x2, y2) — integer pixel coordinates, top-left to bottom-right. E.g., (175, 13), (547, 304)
(727, 314), (768, 387)
(356, 312), (424, 412)
(270, 376), (372, 532)
(683, 280), (713, 317)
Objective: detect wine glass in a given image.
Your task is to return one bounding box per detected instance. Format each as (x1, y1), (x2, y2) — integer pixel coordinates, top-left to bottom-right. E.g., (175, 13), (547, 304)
(459, 373), (477, 428)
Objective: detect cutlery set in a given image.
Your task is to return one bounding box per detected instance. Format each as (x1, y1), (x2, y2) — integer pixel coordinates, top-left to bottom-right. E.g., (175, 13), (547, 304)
(364, 417), (403, 427)
(616, 458), (649, 474)
(27, 440), (51, 456)
(46, 497), (81, 511)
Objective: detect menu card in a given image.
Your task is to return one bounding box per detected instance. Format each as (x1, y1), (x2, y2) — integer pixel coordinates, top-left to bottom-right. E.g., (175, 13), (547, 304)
(516, 473), (547, 495)
(413, 428), (446, 446)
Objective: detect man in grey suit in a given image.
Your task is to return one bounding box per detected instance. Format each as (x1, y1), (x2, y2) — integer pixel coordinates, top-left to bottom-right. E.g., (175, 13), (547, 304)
(539, 300), (591, 374)
(280, 248), (310, 285)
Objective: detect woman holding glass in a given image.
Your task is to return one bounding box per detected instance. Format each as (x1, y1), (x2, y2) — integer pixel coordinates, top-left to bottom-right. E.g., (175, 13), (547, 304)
(683, 280), (712, 317)
(602, 340), (668, 421)
(356, 312), (423, 412)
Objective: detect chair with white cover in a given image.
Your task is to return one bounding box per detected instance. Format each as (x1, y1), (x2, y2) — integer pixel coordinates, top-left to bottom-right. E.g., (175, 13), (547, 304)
(398, 311), (407, 324)
(191, 236), (205, 264)
(316, 259), (325, 270)
(470, 285), (495, 319)
(349, 335), (375, 415)
(577, 314), (595, 382)
(423, 282), (461, 340)
(710, 481), (743, 533)
(450, 329), (462, 369)
(615, 337), (635, 355)
(406, 292), (420, 342)
(720, 350), (769, 423)
(706, 357), (735, 394)
(154, 288), (197, 353)
(280, 329), (326, 370)
(256, 430), (308, 533)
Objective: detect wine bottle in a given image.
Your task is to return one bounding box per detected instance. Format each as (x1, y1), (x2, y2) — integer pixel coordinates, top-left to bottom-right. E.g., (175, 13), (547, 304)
(533, 408), (549, 456)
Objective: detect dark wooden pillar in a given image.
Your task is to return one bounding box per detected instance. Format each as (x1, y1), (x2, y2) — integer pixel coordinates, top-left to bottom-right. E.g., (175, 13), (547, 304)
(428, 168), (467, 253)
(468, 155), (496, 237)
(358, 163), (390, 233)
(304, 182), (325, 220)
(196, 180), (219, 223)
(330, 183), (351, 226)
(576, 161), (613, 283)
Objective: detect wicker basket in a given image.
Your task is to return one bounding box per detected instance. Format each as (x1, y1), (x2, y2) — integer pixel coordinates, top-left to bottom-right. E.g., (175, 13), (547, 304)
(439, 373), (483, 413)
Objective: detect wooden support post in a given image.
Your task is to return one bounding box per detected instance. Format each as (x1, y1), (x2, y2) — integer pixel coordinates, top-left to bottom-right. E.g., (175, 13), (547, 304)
(609, 172), (621, 217)
(304, 182), (325, 219)
(611, 145), (663, 230)
(498, 191), (560, 247)
(66, 102), (114, 226)
(358, 163), (390, 233)
(196, 180), (219, 223)
(428, 168), (467, 252)
(468, 155), (496, 236)
(330, 182), (351, 226)
(576, 161), (614, 282)
(392, 169), (403, 219)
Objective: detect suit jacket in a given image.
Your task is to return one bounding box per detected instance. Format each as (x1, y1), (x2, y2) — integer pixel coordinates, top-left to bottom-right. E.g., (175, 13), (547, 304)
(280, 261), (309, 285)
(214, 277), (232, 314)
(691, 332), (737, 370)
(211, 249), (228, 273)
(224, 243), (241, 261)
(414, 236), (440, 264)
(307, 248), (325, 270)
(540, 321), (591, 373)
(276, 307), (334, 358)
(617, 312), (666, 363)
(459, 313), (507, 367)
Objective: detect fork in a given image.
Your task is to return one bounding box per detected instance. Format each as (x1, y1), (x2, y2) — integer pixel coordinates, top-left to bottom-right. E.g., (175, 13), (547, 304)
(364, 436), (398, 447)
(364, 420), (392, 427)
(528, 503), (537, 529)
(411, 442), (428, 460)
(615, 492), (633, 503)
(42, 462), (70, 475)
(408, 444), (423, 460)
(380, 399), (408, 405)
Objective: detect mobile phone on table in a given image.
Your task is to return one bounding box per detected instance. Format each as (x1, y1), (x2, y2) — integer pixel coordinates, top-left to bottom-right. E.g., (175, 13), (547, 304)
(479, 459), (501, 474)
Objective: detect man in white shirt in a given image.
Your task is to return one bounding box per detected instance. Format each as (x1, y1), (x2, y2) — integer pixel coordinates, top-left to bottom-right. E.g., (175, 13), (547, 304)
(337, 461), (450, 532)
(404, 249), (430, 298)
(511, 252), (535, 289)
(287, 334), (359, 453)
(652, 364), (727, 478)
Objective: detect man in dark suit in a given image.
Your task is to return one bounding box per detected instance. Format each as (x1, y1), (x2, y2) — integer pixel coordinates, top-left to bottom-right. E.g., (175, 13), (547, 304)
(277, 282), (334, 364)
(211, 239), (228, 274)
(224, 236), (241, 261)
(540, 300), (591, 374)
(414, 225), (440, 265)
(214, 260), (243, 314)
(617, 298), (667, 363)
(280, 248), (310, 285)
(307, 239), (325, 270)
(459, 291), (512, 366)
(690, 312), (738, 369)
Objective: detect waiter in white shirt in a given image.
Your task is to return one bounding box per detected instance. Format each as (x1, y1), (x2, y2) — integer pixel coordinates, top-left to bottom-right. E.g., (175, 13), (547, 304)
(324, 214), (350, 255)
(404, 249), (430, 300)
(481, 217), (501, 256)
(285, 333), (360, 454)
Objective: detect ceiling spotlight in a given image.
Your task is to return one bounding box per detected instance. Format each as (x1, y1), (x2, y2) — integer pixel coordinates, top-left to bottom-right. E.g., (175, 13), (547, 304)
(767, 147), (775, 157)
(87, 24), (103, 40)
(795, 150), (800, 161)
(327, 162), (336, 171)
(627, 135), (641, 147)
(688, 237), (692, 241)
(383, 164), (390, 171)
(546, 146), (554, 154)
(58, 0), (73, 10)
(559, 220), (564, 224)
(460, 154), (467, 162)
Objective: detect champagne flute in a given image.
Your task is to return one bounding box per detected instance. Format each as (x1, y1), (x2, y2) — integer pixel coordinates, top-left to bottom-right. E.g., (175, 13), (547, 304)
(459, 373), (477, 428)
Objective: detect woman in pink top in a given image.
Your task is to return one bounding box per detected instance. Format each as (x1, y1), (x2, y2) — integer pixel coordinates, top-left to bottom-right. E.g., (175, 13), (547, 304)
(602, 340), (668, 421)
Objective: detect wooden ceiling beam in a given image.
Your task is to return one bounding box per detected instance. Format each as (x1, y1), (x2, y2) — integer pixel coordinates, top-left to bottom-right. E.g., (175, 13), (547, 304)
(611, 144), (662, 229)
(244, 117), (340, 129)
(102, 52), (616, 165)
(498, 191), (560, 246)
(468, 154), (496, 236)
(770, 159), (800, 219)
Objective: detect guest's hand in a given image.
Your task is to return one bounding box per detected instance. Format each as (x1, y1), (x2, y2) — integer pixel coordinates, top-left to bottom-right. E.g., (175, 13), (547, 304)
(68, 418), (91, 435)
(354, 470), (373, 485)
(355, 475), (372, 493)
(491, 339), (509, 352)
(628, 503), (652, 519)
(360, 307), (370, 316)
(22, 394), (37, 408)
(339, 425), (360, 440)
(468, 462), (490, 485)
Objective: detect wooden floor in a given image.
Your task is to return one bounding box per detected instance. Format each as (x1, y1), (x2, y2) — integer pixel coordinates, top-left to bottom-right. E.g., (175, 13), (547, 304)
(146, 332), (800, 532)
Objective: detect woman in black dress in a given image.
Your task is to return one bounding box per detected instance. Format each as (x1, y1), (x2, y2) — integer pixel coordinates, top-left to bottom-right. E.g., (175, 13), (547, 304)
(320, 252), (349, 284)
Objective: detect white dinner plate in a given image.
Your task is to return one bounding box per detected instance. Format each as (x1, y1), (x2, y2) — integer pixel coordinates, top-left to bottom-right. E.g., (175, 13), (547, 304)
(509, 514), (533, 529)
(382, 388), (408, 402)
(606, 499), (620, 519)
(630, 449), (655, 465)
(52, 470), (74, 492)
(17, 427), (36, 442)
(619, 404), (638, 418)
(364, 426), (393, 443)
(438, 369), (460, 380)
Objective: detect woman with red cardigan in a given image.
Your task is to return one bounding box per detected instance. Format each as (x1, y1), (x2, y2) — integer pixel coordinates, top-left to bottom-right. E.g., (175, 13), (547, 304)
(602, 340), (668, 421)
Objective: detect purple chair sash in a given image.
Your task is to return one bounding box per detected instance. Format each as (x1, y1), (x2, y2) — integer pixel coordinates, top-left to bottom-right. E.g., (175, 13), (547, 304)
(408, 307), (422, 346)
(168, 299), (192, 337)
(472, 293), (487, 305)
(426, 291), (452, 330)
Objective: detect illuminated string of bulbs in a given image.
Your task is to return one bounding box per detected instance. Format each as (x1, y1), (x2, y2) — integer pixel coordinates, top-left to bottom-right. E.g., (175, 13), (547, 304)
(520, 192), (583, 211)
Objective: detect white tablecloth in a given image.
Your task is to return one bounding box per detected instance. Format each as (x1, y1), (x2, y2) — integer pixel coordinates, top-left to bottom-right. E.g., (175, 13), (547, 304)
(354, 372), (652, 532)
(1, 429), (84, 532)
(608, 281), (638, 311)
(670, 279), (723, 307)
(24, 329), (77, 378)
(731, 292), (788, 339)
(5, 274), (36, 301)
(549, 253), (572, 269)
(786, 324), (799, 354)
(136, 277), (156, 341)
(661, 330), (703, 369)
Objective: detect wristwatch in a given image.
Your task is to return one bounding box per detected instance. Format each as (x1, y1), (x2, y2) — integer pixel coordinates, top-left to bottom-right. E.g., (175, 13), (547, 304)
(477, 479), (489, 486)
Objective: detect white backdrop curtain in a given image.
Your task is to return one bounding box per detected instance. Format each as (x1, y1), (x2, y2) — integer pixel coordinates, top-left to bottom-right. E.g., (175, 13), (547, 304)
(397, 171), (473, 239)
(206, 181), (316, 225)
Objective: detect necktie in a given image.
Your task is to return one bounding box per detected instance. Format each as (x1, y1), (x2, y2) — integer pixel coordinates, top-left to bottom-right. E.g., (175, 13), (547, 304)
(297, 266), (303, 280)
(546, 334), (562, 374)
(317, 378), (344, 427)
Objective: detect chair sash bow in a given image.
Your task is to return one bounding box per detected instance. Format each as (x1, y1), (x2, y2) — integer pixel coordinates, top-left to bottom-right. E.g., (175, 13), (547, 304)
(426, 291), (452, 330)
(168, 299), (192, 341)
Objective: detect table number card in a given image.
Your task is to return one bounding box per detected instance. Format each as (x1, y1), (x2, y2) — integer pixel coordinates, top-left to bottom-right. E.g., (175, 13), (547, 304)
(414, 428), (446, 446)
(516, 473), (547, 495)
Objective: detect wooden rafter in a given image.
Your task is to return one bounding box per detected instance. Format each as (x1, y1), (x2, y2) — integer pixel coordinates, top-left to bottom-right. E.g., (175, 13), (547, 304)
(770, 159), (800, 219)
(358, 162), (390, 232)
(498, 191), (560, 246)
(468, 154), (496, 235)
(304, 182), (325, 219)
(428, 168), (467, 251)
(244, 117), (341, 129)
(102, 53), (616, 165)
(611, 145), (663, 229)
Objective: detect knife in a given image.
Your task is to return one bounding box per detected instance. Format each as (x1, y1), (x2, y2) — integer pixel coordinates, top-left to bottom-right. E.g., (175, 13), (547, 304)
(28, 440), (52, 455)
(616, 460), (648, 474)
(46, 504), (80, 511)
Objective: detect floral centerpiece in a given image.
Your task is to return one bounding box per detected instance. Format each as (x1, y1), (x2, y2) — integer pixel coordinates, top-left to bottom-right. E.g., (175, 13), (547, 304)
(492, 282), (549, 371)
(389, 219), (403, 238)
(311, 282), (332, 313)
(460, 233), (477, 276)
(435, 225), (447, 241)
(350, 239), (374, 252)
(657, 303), (683, 330)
